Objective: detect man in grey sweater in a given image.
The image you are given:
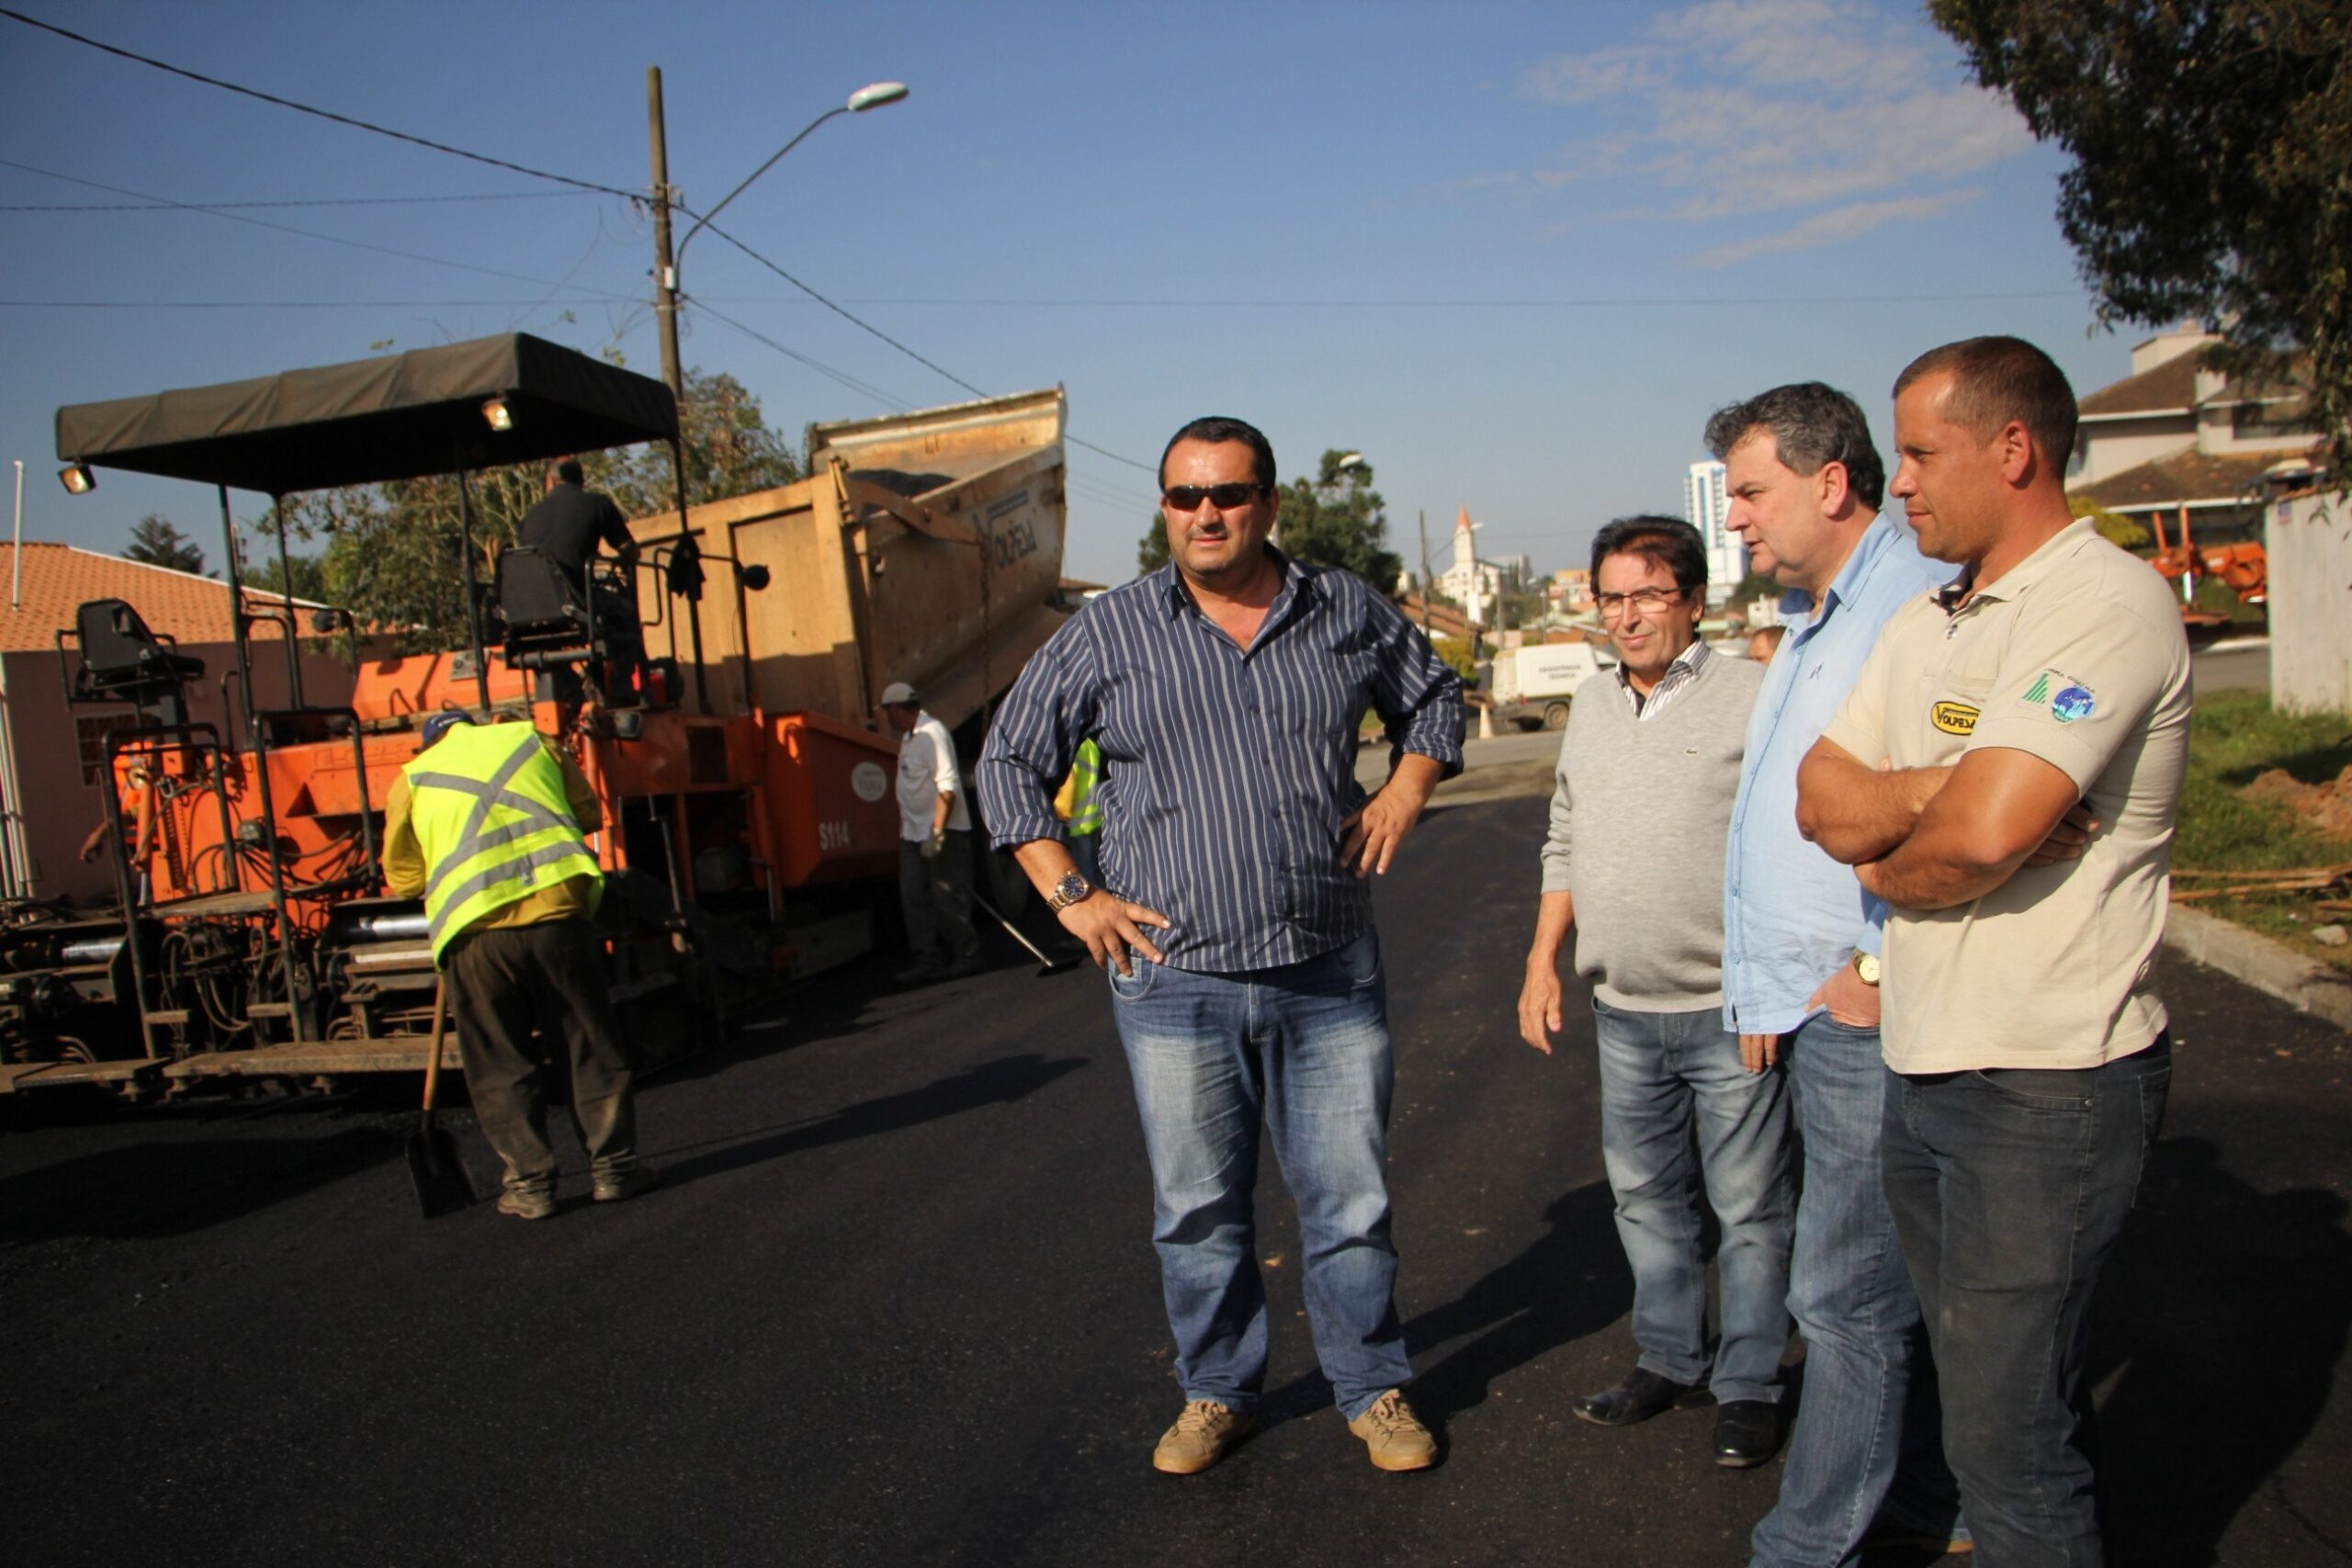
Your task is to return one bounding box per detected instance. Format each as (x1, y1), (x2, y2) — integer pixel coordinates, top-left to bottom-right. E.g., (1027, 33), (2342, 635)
(1517, 514), (1794, 1470)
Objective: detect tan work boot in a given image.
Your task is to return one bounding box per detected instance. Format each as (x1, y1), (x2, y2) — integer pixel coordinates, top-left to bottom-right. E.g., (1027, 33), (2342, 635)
(1151, 1400), (1255, 1475)
(593, 1163), (660, 1203)
(495, 1183), (556, 1220)
(1347, 1388), (1437, 1472)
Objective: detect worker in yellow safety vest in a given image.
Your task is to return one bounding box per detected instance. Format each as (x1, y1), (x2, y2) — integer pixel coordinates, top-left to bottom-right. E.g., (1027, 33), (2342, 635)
(380, 710), (651, 1219)
(1053, 737), (1104, 887)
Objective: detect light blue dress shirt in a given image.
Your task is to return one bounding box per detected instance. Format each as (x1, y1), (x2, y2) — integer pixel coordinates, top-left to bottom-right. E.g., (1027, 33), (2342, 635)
(1722, 512), (1953, 1036)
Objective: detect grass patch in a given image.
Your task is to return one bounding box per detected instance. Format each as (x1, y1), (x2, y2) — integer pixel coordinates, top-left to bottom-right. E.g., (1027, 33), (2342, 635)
(2176, 690), (2352, 968)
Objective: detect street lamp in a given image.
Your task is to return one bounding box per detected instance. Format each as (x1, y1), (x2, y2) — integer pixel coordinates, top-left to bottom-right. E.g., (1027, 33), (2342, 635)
(650, 78), (909, 400)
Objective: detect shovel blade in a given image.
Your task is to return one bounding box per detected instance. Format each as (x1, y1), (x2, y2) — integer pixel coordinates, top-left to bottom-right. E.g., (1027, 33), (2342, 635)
(407, 1124), (477, 1219)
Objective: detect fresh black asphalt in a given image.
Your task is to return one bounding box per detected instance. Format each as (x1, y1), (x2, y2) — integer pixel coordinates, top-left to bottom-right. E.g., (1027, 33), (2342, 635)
(3, 787), (2347, 1566)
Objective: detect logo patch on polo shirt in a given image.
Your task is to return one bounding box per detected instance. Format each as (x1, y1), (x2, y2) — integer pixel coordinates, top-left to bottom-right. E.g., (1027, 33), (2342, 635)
(2021, 668), (2096, 723)
(1930, 701), (1979, 735)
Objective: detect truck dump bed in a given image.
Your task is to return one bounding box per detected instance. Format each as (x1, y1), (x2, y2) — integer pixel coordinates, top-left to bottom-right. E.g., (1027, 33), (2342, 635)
(632, 388), (1068, 734)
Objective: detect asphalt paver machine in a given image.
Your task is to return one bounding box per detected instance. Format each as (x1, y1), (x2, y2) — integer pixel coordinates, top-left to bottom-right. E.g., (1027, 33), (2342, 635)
(6, 335), (781, 1099)
(6, 337), (1071, 1103)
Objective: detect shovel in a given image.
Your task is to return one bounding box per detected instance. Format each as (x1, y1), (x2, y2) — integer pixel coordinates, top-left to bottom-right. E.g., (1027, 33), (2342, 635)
(405, 977), (478, 1218)
(971, 893), (1082, 976)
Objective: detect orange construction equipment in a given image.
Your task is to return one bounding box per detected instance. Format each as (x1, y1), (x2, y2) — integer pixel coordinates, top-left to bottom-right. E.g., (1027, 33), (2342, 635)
(2149, 504), (2267, 633)
(5, 336), (1067, 1100)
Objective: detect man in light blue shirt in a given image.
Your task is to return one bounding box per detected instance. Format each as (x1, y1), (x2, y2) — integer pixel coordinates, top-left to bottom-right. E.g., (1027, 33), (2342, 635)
(1713, 384), (1964, 1566)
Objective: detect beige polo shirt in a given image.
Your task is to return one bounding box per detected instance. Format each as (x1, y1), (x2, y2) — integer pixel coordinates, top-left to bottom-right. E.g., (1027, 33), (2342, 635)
(1822, 518), (2191, 1072)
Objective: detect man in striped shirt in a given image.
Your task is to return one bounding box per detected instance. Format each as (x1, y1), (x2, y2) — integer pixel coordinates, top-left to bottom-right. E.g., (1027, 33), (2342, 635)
(977, 416), (1464, 1476)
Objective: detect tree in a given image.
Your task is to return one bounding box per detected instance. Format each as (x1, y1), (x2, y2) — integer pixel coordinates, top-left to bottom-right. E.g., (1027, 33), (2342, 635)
(1275, 450), (1405, 592)
(1928, 1), (2351, 482)
(1131, 447), (1406, 592)
(590, 367), (800, 520)
(286, 366), (801, 651)
(123, 514), (209, 576)
(244, 549), (330, 604)
(2068, 492), (2150, 550)
(1137, 513), (1170, 575)
(1429, 635), (1480, 682)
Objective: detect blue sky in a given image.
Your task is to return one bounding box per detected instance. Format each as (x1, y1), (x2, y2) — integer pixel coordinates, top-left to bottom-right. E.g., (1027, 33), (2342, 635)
(1, 0), (2136, 589)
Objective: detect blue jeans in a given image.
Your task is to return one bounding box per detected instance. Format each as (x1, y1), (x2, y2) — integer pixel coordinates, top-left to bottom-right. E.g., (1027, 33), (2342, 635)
(1108, 930), (1409, 1420)
(1883, 1037), (2171, 1568)
(1591, 998), (1794, 1404)
(1752, 1014), (1961, 1568)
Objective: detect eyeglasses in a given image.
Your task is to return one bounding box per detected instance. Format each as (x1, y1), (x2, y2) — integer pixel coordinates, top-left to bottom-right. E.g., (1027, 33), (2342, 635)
(1161, 482), (1266, 512)
(1593, 587), (1688, 617)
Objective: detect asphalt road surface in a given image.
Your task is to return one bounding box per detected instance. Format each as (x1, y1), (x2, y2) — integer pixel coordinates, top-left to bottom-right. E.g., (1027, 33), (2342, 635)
(4, 773), (2347, 1567)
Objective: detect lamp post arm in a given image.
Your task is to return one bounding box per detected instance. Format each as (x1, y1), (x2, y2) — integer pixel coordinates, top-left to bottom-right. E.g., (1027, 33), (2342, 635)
(673, 106), (847, 275)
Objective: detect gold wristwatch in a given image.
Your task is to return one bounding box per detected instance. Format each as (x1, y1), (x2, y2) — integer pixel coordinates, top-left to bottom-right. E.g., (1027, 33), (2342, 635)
(1853, 952), (1881, 987)
(1047, 871), (1094, 911)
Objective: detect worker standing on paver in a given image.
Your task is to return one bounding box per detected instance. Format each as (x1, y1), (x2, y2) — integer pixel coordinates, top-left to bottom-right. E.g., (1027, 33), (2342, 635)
(1797, 336), (2189, 1566)
(515, 456), (644, 704)
(517, 456), (638, 586)
(380, 711), (651, 1220)
(977, 414), (1464, 1476)
(881, 681), (983, 984)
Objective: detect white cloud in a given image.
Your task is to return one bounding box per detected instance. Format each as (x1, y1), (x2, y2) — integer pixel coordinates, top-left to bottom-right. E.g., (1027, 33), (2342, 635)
(1689, 189), (1983, 266)
(1507, 0), (2030, 259)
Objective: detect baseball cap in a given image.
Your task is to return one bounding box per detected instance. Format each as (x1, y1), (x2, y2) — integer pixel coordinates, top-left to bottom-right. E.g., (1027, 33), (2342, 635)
(420, 711), (476, 748)
(879, 682), (919, 706)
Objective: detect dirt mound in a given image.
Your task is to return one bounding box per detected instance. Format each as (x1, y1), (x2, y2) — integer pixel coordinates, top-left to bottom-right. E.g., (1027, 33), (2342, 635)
(2241, 764), (2352, 840)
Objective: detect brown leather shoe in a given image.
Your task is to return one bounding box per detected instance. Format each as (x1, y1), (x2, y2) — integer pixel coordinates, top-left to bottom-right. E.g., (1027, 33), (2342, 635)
(1347, 1388), (1438, 1472)
(1151, 1400), (1255, 1475)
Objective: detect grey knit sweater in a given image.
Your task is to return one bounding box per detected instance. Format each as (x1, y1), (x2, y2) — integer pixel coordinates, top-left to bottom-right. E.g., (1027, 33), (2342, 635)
(1538, 656), (1761, 1010)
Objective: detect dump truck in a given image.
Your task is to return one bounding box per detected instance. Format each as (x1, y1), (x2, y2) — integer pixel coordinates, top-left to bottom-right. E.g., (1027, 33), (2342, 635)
(1, 334), (1067, 1100)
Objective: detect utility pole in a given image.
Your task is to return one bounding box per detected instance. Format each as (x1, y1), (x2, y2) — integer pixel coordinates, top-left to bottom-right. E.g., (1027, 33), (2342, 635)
(1415, 509), (1433, 636)
(648, 65), (684, 403)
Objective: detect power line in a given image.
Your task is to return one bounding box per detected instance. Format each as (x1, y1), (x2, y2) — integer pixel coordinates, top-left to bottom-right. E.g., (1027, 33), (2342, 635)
(1067, 435), (1157, 475)
(0, 7), (642, 200)
(689, 300), (916, 412)
(0, 190), (591, 213)
(0, 158), (633, 300)
(0, 298), (603, 309)
(685, 290), (2087, 310)
(688, 218), (990, 400)
(681, 219), (1160, 474)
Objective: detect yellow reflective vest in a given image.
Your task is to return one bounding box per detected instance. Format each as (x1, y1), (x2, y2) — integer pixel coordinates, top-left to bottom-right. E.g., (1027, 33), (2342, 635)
(1052, 738), (1103, 838)
(400, 723), (604, 964)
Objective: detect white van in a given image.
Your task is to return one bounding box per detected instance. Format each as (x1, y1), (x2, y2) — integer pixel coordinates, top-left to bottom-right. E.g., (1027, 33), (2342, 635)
(1488, 642), (1616, 731)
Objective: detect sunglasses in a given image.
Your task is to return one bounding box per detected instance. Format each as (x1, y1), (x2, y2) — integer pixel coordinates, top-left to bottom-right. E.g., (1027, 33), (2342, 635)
(1161, 482), (1267, 511)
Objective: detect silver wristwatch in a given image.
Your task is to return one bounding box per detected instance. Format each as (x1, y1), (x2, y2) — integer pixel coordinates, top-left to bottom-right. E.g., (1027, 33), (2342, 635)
(1047, 871), (1094, 911)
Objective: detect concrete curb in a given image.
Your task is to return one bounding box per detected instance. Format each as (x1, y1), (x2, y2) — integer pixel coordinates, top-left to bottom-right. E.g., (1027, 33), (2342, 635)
(2165, 905), (2352, 1031)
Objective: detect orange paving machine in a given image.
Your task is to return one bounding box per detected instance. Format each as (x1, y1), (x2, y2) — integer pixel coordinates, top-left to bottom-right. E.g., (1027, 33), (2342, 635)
(4, 335), (1068, 1100)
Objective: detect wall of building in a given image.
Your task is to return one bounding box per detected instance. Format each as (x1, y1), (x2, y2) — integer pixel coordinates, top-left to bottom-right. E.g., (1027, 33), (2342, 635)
(0, 640), (355, 906)
(2192, 403), (2323, 460)
(2267, 489), (2352, 716)
(2070, 415), (2194, 486)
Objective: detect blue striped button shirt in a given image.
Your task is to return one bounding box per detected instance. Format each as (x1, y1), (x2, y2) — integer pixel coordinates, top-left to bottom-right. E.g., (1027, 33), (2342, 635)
(977, 552), (1465, 972)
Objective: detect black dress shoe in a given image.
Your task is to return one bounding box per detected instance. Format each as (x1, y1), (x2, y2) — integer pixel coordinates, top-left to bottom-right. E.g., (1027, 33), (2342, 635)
(1713, 1399), (1781, 1467)
(1573, 1367), (1706, 1427)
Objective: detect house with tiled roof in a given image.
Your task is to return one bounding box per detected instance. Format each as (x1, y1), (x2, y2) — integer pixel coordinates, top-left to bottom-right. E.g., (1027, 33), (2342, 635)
(2067, 327), (2324, 526)
(0, 541), (352, 907)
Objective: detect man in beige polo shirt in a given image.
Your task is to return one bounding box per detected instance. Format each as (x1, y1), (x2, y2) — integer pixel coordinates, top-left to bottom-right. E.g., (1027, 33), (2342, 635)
(1794, 336), (2189, 1568)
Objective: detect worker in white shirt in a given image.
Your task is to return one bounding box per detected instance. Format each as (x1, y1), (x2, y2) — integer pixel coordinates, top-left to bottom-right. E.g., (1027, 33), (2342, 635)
(880, 681), (982, 983)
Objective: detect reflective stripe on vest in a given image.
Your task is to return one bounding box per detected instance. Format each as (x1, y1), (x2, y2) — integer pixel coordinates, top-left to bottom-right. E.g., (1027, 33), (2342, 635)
(1067, 738), (1103, 837)
(401, 723), (603, 963)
